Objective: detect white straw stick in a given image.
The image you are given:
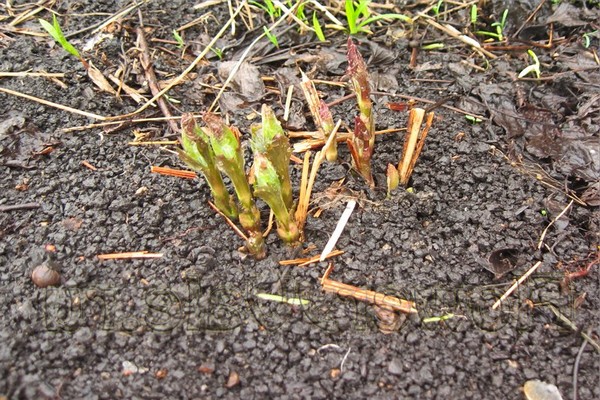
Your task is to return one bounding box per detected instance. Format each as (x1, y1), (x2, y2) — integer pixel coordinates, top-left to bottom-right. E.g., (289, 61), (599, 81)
(320, 200), (356, 261)
(492, 261), (542, 310)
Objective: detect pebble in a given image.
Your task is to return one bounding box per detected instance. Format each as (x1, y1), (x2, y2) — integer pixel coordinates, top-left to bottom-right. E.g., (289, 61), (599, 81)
(226, 371), (240, 388)
(31, 264), (60, 288)
(406, 331), (420, 344)
(524, 380), (563, 400)
(387, 358), (403, 375)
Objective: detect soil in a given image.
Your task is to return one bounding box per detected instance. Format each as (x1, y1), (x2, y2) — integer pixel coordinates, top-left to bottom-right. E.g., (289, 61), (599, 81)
(1, 1), (599, 399)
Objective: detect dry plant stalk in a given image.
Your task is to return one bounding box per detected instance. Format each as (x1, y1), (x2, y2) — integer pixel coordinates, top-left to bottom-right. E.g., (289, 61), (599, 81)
(294, 121), (340, 233)
(279, 249), (345, 266)
(299, 71), (337, 161)
(97, 251), (163, 260)
(398, 108), (434, 186)
(321, 264), (417, 314)
(150, 166), (197, 179)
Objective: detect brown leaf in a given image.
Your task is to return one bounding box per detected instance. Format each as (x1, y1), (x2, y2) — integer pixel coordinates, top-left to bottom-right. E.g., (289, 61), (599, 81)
(87, 62), (116, 94)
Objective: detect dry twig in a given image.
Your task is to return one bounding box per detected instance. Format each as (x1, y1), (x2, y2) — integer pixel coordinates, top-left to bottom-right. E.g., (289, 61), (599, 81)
(491, 261), (542, 310)
(97, 251), (163, 260)
(321, 263), (417, 314)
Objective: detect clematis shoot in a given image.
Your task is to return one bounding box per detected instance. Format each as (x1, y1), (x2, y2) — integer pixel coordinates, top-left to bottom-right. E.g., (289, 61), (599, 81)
(300, 71), (337, 162)
(203, 112), (266, 259)
(346, 37), (375, 187)
(252, 154), (300, 245)
(251, 105), (293, 210)
(386, 163), (399, 197)
(177, 113), (237, 219)
(251, 105), (299, 245)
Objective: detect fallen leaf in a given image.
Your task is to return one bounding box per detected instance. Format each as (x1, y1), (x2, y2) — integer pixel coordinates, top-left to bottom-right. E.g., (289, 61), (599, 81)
(87, 62), (116, 94)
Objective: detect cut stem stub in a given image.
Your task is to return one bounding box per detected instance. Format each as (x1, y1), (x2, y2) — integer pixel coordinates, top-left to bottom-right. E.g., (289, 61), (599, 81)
(398, 108), (434, 186)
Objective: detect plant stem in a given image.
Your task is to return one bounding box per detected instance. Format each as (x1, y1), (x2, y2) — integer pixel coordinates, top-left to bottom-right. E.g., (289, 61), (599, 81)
(178, 113), (238, 219)
(203, 112), (265, 258)
(346, 37), (375, 187)
(253, 155), (300, 244)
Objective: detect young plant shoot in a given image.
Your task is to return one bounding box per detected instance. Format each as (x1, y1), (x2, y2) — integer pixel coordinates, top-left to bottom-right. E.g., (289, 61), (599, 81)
(203, 113), (266, 259)
(346, 37), (375, 187)
(177, 114), (238, 220)
(39, 13), (89, 69)
(251, 105), (299, 245)
(300, 71), (337, 162)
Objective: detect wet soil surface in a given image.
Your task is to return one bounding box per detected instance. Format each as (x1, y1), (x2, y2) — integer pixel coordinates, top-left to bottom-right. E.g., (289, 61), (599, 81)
(1, 1), (599, 399)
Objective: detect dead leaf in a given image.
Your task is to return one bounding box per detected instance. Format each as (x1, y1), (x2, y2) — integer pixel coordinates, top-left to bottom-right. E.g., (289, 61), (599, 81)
(217, 61), (265, 102)
(87, 62), (116, 94)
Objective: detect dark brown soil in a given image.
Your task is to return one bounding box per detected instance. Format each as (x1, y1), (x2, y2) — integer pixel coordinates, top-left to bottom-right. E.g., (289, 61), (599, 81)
(1, 1), (598, 399)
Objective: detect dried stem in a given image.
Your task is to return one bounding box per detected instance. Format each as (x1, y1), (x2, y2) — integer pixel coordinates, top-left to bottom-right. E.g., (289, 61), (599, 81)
(398, 108), (433, 186)
(300, 71), (337, 161)
(321, 264), (417, 314)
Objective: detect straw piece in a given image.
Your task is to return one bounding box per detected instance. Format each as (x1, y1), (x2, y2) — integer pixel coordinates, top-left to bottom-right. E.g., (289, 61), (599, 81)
(492, 261), (542, 309)
(150, 166), (197, 179)
(97, 251), (163, 260)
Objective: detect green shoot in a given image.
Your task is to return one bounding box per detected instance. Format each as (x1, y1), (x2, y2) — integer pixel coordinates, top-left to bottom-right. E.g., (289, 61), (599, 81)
(476, 9), (508, 41)
(422, 313), (455, 323)
(172, 29), (184, 48)
(312, 11), (326, 42)
(203, 113), (266, 259)
(431, 0), (444, 16)
(263, 26), (279, 47)
(251, 104), (293, 210)
(296, 2), (307, 21)
(518, 49), (541, 79)
(492, 9), (509, 40)
(346, 37), (375, 187)
(582, 30), (598, 49)
(251, 105), (299, 245)
(177, 114), (238, 219)
(250, 0), (280, 20)
(421, 43), (444, 50)
(256, 293), (310, 306)
(253, 154), (300, 244)
(465, 115), (482, 124)
(345, 0), (412, 35)
(470, 5), (478, 25)
(39, 13), (86, 67)
(210, 46), (224, 59)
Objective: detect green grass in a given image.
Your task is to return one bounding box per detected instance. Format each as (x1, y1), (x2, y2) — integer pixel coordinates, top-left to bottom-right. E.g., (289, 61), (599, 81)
(475, 9), (508, 41)
(345, 0), (412, 35)
(39, 13), (81, 59)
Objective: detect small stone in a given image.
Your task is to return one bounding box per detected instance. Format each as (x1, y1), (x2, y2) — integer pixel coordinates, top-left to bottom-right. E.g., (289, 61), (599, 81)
(155, 369), (168, 379)
(406, 332), (419, 344)
(226, 371), (240, 388)
(122, 361), (138, 376)
(524, 380), (563, 400)
(31, 264), (60, 288)
(388, 358), (403, 375)
(74, 327), (93, 344)
(198, 363), (215, 374)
